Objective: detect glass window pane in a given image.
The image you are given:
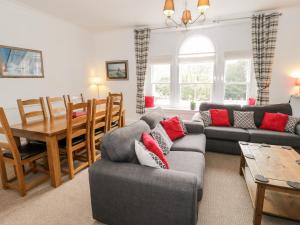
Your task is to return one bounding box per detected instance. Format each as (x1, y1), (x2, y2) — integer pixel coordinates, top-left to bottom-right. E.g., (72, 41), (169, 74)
(180, 84), (212, 102)
(151, 64), (170, 83)
(179, 63), (214, 83)
(153, 84), (171, 102)
(224, 84), (247, 101)
(224, 59), (250, 83)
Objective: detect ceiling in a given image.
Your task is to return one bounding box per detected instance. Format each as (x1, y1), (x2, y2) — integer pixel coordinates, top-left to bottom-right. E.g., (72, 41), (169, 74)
(14, 0), (300, 32)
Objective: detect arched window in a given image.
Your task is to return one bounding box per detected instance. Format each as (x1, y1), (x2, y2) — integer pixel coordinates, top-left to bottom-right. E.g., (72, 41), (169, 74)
(179, 35), (215, 56)
(178, 35), (215, 106)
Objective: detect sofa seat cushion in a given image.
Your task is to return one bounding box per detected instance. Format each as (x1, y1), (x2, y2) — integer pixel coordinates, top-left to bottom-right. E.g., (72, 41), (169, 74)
(204, 126), (250, 142)
(171, 134), (206, 154)
(248, 129), (300, 148)
(166, 151), (205, 200)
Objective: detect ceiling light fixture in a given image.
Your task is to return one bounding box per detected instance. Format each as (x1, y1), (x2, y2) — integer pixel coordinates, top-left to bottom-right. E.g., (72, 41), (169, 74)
(163, 0), (210, 28)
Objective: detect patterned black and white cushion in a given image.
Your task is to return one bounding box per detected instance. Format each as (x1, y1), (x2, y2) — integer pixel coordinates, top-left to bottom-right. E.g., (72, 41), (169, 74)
(179, 117), (188, 134)
(135, 140), (166, 169)
(233, 111), (256, 129)
(200, 111), (211, 127)
(285, 116), (300, 133)
(151, 124), (173, 155)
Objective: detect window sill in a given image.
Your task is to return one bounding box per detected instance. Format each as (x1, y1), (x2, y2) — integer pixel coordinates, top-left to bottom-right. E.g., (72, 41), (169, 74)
(145, 106), (198, 113)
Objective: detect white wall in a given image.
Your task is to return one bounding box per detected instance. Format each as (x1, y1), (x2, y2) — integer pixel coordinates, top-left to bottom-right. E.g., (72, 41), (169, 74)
(93, 29), (138, 122)
(93, 6), (300, 121)
(2, 0), (299, 124)
(270, 7), (300, 103)
(0, 0), (94, 123)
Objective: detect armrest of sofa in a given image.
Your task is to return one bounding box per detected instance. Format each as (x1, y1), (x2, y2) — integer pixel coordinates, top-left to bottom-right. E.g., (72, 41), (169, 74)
(89, 160), (198, 225)
(184, 121), (204, 134)
(296, 123), (300, 136)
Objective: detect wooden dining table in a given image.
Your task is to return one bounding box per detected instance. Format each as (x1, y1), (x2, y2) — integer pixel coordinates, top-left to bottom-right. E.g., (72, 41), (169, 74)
(10, 109), (126, 188)
(11, 117), (67, 187)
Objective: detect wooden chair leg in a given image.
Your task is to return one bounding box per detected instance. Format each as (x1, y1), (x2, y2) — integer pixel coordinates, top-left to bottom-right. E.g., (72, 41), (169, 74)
(15, 164), (26, 196)
(0, 159), (8, 189)
(30, 161), (38, 174)
(67, 151), (75, 179)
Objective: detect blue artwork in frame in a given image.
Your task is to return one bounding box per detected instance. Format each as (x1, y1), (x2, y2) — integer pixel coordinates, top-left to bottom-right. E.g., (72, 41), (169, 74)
(0, 45), (44, 78)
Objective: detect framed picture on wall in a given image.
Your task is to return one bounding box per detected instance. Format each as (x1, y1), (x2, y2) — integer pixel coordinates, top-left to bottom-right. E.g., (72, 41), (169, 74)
(0, 45), (44, 78)
(106, 60), (128, 80)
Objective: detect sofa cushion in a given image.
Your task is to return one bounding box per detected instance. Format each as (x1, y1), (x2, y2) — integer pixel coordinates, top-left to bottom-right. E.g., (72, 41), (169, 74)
(160, 116), (185, 141)
(171, 134), (206, 154)
(151, 124), (173, 155)
(285, 116), (300, 133)
(242, 103), (292, 127)
(210, 109), (231, 127)
(260, 112), (289, 132)
(233, 111), (256, 129)
(140, 111), (164, 129)
(135, 140), (167, 169)
(166, 151), (205, 200)
(248, 129), (300, 148)
(200, 103), (242, 125)
(142, 132), (169, 169)
(101, 120), (150, 163)
(204, 126), (250, 142)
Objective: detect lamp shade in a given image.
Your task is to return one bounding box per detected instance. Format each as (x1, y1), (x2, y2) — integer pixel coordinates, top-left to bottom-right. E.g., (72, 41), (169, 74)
(198, 0), (210, 11)
(296, 78), (300, 86)
(89, 77), (101, 85)
(182, 10), (192, 25)
(163, 0), (175, 17)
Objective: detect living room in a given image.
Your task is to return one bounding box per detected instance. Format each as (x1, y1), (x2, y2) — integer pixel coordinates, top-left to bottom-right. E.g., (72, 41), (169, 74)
(0, 0), (299, 225)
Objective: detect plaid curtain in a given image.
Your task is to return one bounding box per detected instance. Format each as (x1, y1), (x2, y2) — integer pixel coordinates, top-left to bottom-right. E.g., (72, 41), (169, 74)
(135, 28), (151, 114)
(252, 13), (279, 105)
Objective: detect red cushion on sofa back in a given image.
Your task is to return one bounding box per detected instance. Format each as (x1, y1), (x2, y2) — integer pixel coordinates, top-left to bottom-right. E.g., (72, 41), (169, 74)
(145, 96), (155, 108)
(142, 132), (169, 169)
(260, 112), (289, 132)
(209, 109), (231, 127)
(160, 116), (185, 141)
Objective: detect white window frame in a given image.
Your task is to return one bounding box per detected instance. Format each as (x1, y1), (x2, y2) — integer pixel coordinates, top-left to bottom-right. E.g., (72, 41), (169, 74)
(177, 56), (216, 107)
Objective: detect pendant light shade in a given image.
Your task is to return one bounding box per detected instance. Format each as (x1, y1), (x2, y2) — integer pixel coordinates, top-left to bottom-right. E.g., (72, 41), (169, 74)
(163, 0), (175, 17)
(182, 10), (192, 25)
(197, 0), (210, 12)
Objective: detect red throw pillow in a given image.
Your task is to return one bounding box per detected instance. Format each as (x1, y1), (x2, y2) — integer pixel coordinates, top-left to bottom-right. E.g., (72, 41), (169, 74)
(160, 116), (185, 141)
(142, 132), (169, 169)
(210, 109), (231, 127)
(260, 113), (289, 132)
(145, 96), (155, 108)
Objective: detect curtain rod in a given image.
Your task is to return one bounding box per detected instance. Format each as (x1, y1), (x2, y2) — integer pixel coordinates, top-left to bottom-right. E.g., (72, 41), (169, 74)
(148, 12), (282, 31)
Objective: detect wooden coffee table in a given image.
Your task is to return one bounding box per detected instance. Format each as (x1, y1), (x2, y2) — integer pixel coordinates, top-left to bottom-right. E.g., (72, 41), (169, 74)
(239, 142), (300, 225)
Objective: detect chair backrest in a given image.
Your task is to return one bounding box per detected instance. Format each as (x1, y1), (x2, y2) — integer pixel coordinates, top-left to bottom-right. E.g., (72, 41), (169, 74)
(46, 96), (67, 119)
(66, 102), (91, 151)
(0, 107), (21, 163)
(91, 98), (110, 137)
(17, 98), (47, 124)
(107, 92), (123, 130)
(67, 93), (84, 104)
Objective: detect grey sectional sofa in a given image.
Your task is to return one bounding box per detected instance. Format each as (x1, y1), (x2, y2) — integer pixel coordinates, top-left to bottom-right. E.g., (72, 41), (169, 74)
(200, 103), (300, 155)
(89, 112), (206, 225)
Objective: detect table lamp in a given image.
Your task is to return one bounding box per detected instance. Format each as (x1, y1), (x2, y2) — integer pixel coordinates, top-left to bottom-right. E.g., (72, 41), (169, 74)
(90, 77), (101, 98)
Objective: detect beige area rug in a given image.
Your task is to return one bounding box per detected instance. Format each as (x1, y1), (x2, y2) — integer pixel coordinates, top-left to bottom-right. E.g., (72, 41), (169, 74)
(0, 152), (299, 225)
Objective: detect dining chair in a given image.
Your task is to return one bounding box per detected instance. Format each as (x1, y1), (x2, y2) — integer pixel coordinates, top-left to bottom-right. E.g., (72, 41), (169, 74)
(46, 96), (67, 119)
(67, 93), (85, 104)
(62, 101), (91, 179)
(90, 98), (110, 163)
(17, 98), (48, 124)
(107, 92), (124, 131)
(0, 107), (49, 196)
